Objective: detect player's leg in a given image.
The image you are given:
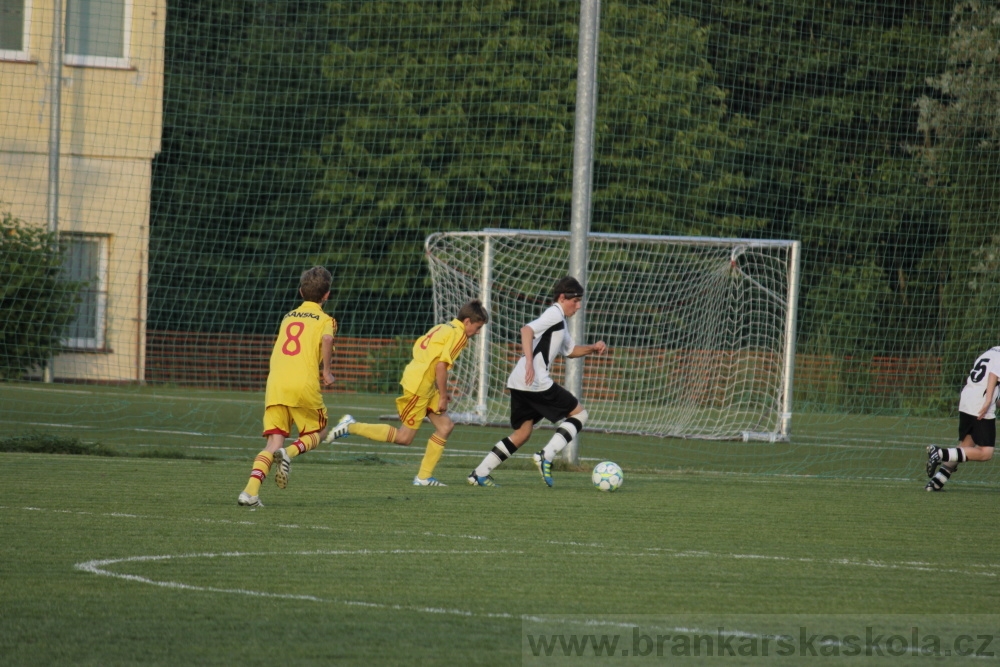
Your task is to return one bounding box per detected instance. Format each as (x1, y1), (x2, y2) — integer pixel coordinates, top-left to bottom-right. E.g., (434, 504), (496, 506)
(331, 394), (426, 446)
(469, 421), (533, 486)
(469, 392), (538, 485)
(323, 413), (357, 443)
(927, 413), (976, 477)
(961, 442), (995, 461)
(415, 408), (454, 486)
(405, 392), (446, 485)
(540, 406), (588, 465)
(926, 443), (968, 474)
(274, 408), (328, 489)
(936, 418), (998, 466)
(926, 463), (958, 492)
(926, 417), (994, 490)
(966, 413), (996, 460)
(240, 406), (290, 506)
(531, 385), (585, 487)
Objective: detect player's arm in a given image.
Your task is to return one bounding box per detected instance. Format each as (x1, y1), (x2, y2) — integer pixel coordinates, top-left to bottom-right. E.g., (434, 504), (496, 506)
(521, 324), (536, 385)
(568, 341), (607, 358)
(321, 334), (335, 387)
(978, 372), (998, 419)
(434, 361), (450, 413)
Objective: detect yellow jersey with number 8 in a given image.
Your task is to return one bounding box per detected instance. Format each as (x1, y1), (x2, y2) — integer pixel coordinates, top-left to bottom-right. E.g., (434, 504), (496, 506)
(265, 301), (336, 409)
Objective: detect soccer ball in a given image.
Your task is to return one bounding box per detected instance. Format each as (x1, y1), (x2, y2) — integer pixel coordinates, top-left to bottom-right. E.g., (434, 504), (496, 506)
(592, 461), (623, 492)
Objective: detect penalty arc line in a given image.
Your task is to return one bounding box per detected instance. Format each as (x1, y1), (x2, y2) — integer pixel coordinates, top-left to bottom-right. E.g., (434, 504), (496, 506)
(74, 549), (528, 619)
(74, 549), (998, 659)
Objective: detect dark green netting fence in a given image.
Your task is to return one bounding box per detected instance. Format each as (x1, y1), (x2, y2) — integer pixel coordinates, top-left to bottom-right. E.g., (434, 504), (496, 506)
(2, 0), (998, 482)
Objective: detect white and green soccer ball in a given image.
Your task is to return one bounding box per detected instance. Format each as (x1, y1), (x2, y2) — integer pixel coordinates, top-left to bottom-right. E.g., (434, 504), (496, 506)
(592, 461), (623, 492)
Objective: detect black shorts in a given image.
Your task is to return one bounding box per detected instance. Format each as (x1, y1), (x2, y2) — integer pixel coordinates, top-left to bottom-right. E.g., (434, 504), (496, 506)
(509, 384), (580, 430)
(958, 412), (996, 449)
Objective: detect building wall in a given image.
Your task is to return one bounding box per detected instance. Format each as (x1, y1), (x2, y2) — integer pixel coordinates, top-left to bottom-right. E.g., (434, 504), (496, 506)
(0, 0), (165, 383)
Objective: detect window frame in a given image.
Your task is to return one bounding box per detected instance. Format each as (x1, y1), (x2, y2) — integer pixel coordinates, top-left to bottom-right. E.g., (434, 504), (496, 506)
(0, 0), (32, 62)
(61, 233), (110, 351)
(63, 0), (132, 69)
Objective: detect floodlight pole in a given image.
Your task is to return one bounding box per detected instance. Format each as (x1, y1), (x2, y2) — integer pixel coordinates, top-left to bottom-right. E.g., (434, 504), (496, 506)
(44, 0), (64, 384)
(565, 0), (600, 465)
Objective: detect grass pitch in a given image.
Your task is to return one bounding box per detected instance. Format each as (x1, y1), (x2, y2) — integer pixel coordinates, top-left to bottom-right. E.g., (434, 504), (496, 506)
(1, 382), (998, 665)
(2, 454), (998, 665)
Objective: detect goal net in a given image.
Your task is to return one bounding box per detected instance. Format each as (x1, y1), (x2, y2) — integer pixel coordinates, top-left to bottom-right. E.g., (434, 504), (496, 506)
(426, 230), (801, 441)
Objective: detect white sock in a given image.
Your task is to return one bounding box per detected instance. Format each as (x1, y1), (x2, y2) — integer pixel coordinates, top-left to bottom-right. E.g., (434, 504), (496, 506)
(475, 438), (517, 477)
(541, 412), (586, 461)
(941, 447), (967, 463)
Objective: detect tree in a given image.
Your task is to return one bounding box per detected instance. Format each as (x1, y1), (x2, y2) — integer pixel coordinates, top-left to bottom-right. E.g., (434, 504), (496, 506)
(149, 0), (336, 335)
(915, 0), (1000, 389)
(0, 207), (83, 379)
(314, 0), (750, 331)
(675, 0), (955, 359)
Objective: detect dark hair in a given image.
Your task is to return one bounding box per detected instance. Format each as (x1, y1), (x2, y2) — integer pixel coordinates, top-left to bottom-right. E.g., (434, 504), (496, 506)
(553, 276), (584, 301)
(299, 266), (332, 302)
(457, 299), (489, 324)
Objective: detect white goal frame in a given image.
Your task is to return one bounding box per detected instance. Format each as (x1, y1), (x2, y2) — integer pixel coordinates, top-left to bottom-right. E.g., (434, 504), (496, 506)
(426, 229), (801, 441)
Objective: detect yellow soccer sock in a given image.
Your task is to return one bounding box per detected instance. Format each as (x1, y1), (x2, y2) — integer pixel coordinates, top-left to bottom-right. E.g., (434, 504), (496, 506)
(417, 434), (446, 480)
(287, 432), (320, 458)
(350, 422), (397, 443)
(243, 450), (274, 496)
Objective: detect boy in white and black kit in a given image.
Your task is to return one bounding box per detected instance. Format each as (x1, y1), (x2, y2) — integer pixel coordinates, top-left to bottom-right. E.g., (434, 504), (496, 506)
(925, 346), (999, 491)
(467, 276), (607, 487)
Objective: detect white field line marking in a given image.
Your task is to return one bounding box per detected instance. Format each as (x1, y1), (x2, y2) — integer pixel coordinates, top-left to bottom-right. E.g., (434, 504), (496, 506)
(74, 550), (1000, 659)
(12, 504), (1000, 576)
(75, 549), (524, 618)
(402, 529), (1000, 578)
(14, 422), (95, 429)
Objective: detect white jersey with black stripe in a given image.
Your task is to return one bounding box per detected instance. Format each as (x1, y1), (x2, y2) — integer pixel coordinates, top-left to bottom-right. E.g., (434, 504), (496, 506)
(506, 302), (575, 392)
(959, 346), (1000, 419)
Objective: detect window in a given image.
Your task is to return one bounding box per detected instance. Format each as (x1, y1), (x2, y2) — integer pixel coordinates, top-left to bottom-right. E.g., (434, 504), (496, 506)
(62, 234), (109, 350)
(65, 0), (130, 68)
(0, 0), (30, 60)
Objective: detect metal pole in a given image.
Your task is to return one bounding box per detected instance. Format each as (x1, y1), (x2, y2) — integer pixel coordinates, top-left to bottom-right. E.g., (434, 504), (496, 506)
(780, 241), (801, 437)
(44, 0), (64, 384)
(564, 0), (600, 464)
(477, 235), (493, 420)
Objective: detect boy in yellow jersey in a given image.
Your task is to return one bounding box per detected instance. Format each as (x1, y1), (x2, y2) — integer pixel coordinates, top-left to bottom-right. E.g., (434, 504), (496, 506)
(237, 267), (345, 507)
(326, 300), (489, 486)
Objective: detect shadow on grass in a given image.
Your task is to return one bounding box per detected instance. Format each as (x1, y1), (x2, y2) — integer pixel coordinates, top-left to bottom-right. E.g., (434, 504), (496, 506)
(0, 433), (119, 456)
(0, 433), (214, 460)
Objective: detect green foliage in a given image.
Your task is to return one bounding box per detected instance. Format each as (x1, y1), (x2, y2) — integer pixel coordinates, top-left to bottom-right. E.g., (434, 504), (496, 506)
(149, 0), (339, 335)
(315, 0), (750, 324)
(0, 207), (83, 379)
(915, 1), (1000, 390)
(315, 0), (580, 326)
(593, 4), (761, 236)
(145, 0), (995, 413)
(361, 336), (413, 393)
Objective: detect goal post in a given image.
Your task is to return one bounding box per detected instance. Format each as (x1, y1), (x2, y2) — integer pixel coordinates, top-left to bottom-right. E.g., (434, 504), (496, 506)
(426, 229), (801, 442)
